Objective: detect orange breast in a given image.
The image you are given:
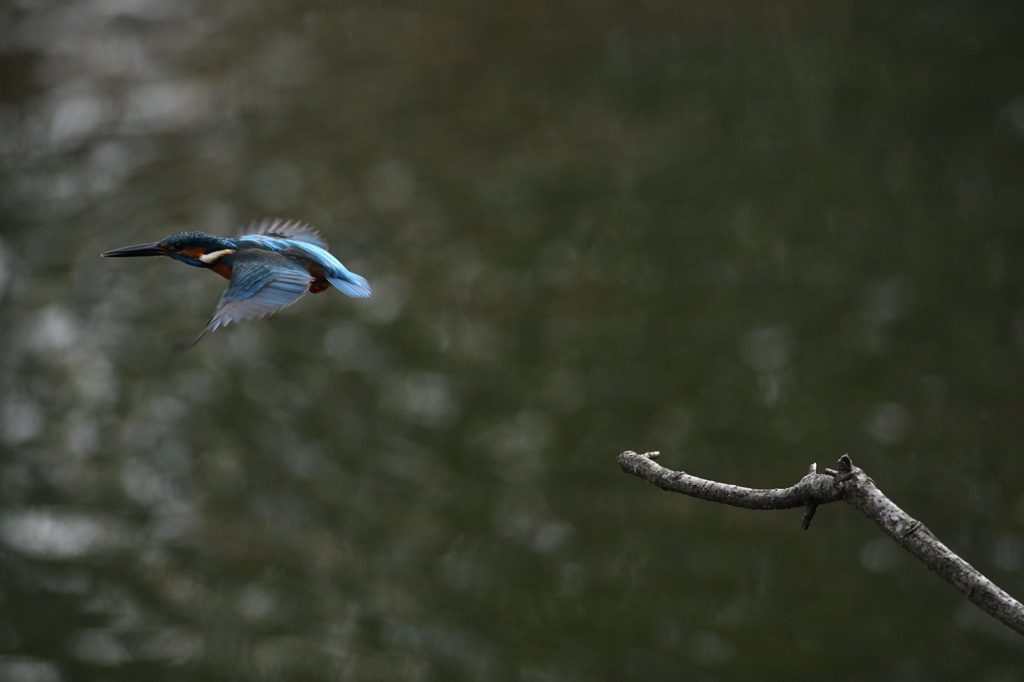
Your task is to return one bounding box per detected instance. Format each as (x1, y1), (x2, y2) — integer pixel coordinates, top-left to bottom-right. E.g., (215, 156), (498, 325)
(210, 262), (233, 279)
(303, 262), (328, 293)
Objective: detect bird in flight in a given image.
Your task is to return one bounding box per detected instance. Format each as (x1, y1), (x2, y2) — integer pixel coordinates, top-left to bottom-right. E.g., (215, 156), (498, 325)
(102, 218), (370, 349)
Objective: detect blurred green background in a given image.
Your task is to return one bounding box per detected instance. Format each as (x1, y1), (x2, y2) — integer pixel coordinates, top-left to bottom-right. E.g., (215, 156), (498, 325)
(2, 1), (1024, 680)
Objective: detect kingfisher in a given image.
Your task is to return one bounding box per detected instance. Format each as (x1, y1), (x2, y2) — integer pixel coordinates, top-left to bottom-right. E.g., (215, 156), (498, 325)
(101, 218), (370, 349)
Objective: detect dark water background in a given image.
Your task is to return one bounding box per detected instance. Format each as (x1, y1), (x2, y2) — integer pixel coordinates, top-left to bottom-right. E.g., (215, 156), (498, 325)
(2, 1), (1024, 680)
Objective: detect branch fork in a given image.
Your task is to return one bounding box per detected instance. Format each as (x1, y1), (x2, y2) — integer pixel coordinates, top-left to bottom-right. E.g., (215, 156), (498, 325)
(617, 450), (1024, 637)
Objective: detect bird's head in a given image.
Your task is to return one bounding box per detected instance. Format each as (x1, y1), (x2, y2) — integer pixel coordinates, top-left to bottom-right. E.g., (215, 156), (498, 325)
(102, 232), (237, 268)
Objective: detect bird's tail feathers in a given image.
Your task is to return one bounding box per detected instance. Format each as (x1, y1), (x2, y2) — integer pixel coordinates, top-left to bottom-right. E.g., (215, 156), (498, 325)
(329, 274), (371, 298)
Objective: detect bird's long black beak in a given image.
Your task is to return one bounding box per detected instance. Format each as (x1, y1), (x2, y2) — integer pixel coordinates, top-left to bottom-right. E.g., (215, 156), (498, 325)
(101, 242), (169, 257)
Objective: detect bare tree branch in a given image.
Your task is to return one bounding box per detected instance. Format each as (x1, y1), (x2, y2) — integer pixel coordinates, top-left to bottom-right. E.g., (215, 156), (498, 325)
(617, 450), (1024, 637)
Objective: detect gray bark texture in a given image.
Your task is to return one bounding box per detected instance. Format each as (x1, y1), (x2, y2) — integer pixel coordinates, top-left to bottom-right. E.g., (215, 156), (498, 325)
(617, 450), (1024, 637)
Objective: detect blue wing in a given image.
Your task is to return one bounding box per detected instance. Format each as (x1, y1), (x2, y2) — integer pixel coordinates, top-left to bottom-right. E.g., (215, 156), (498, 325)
(238, 218), (329, 249)
(239, 233), (371, 298)
(176, 250), (313, 350)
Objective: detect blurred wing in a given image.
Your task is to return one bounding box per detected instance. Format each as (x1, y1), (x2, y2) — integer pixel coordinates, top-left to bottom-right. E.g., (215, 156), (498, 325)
(176, 250), (312, 350)
(238, 218), (329, 249)
(240, 230), (372, 299)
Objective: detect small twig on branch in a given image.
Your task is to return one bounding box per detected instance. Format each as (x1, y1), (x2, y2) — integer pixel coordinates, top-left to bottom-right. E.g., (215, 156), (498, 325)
(617, 450), (1024, 637)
